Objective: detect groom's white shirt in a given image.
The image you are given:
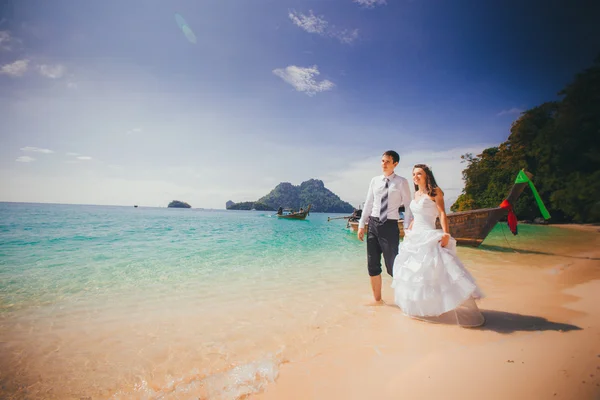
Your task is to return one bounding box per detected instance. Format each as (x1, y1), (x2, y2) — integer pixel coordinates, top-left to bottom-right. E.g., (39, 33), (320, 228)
(358, 172), (413, 230)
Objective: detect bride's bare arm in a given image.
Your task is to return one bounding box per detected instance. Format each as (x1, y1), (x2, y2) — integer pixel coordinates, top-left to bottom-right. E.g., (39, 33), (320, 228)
(434, 189), (450, 246)
(406, 192), (418, 231)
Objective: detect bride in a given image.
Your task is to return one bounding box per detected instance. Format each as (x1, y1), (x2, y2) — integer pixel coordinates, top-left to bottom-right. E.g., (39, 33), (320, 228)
(391, 164), (485, 327)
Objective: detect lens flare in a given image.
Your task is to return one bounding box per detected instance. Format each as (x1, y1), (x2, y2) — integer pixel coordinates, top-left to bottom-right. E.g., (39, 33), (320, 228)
(174, 13), (196, 44)
(182, 25), (197, 44)
(175, 13), (186, 29)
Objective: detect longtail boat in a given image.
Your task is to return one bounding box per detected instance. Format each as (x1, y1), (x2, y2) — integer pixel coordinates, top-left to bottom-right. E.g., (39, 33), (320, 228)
(346, 170), (543, 247)
(277, 204), (311, 220)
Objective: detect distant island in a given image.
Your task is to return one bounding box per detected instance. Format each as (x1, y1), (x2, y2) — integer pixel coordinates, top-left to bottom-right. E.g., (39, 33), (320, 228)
(227, 179), (354, 213)
(168, 200), (192, 208)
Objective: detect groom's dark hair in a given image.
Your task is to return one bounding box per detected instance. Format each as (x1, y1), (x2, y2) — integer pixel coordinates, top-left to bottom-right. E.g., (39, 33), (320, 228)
(383, 150), (399, 164)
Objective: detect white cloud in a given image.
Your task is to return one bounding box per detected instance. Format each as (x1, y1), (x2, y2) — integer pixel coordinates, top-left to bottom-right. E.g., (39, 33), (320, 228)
(288, 10), (327, 34)
(20, 146), (54, 154)
(16, 156), (35, 163)
(66, 153), (93, 161)
(0, 30), (13, 51)
(66, 81), (78, 89)
(288, 10), (358, 44)
(38, 64), (66, 79)
(127, 127), (143, 135)
(0, 59), (29, 77)
(331, 28), (359, 44)
(497, 107), (524, 116)
(273, 65), (335, 96)
(354, 0), (387, 7)
(0, 30), (22, 51)
(0, 58), (69, 80)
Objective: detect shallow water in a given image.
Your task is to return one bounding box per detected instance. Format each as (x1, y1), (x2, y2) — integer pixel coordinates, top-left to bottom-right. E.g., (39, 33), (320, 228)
(0, 202), (593, 399)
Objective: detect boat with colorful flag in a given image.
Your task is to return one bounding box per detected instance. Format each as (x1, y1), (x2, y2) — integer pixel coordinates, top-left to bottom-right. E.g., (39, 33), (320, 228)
(344, 169), (550, 247)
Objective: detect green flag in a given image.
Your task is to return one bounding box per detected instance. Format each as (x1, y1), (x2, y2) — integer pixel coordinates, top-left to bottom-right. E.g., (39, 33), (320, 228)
(515, 170), (551, 219)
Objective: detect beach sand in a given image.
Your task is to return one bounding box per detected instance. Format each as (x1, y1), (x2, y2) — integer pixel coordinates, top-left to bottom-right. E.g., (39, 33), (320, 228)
(252, 225), (600, 400)
(1, 223), (599, 399)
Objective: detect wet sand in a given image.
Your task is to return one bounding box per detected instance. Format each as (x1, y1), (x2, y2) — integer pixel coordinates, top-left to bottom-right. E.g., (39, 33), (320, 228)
(252, 225), (600, 400)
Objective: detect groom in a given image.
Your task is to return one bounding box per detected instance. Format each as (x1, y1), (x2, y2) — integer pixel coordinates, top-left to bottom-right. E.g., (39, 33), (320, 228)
(357, 150), (413, 303)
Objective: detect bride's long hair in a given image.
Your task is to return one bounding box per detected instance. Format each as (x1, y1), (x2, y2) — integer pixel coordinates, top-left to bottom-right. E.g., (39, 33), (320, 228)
(413, 164), (439, 197)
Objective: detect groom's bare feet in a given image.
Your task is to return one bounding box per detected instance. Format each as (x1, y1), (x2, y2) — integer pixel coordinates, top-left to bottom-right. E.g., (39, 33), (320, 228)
(366, 299), (386, 306)
(370, 275), (383, 304)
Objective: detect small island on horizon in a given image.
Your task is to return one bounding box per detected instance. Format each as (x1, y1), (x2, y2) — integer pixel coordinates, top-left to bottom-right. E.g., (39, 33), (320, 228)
(168, 200), (192, 209)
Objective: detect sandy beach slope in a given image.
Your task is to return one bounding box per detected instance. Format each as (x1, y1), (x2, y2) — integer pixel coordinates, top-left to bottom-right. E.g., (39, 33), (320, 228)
(252, 225), (600, 400)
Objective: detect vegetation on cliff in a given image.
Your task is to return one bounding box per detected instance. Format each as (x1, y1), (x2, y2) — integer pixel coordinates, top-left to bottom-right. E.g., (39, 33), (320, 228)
(227, 179), (354, 213)
(452, 55), (600, 223)
(226, 201), (273, 211)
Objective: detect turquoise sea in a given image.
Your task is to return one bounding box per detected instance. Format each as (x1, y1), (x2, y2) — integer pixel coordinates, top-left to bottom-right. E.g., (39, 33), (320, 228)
(0, 202), (593, 399)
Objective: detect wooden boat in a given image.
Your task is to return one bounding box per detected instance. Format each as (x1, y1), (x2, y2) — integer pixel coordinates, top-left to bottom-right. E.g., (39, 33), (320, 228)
(438, 171), (533, 246)
(346, 170), (533, 247)
(277, 204), (311, 220)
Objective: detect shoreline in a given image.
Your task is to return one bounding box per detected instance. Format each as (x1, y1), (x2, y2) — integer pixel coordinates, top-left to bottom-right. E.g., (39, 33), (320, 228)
(252, 225), (600, 400)
(1, 221), (598, 399)
(552, 223), (600, 233)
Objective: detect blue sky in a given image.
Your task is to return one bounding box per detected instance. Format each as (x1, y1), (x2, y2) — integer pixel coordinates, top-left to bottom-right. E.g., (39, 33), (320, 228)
(1, 0), (598, 208)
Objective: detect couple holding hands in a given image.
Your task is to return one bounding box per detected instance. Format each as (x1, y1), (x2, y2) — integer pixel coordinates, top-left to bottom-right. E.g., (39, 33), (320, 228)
(357, 150), (485, 327)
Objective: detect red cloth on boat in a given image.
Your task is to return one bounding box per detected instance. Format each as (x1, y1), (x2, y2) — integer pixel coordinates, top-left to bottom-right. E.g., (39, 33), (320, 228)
(499, 199), (518, 235)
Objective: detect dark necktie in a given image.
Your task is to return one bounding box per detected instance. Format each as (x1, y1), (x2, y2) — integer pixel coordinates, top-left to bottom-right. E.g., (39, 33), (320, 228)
(380, 178), (389, 223)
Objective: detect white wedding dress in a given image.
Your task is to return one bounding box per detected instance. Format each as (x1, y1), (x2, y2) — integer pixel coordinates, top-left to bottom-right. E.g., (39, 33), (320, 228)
(391, 196), (485, 327)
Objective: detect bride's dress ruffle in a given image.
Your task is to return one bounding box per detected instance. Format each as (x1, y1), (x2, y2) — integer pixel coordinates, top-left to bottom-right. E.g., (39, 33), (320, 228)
(392, 197), (484, 326)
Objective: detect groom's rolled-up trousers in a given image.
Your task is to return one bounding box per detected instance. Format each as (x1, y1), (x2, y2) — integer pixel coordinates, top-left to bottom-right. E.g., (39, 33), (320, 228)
(367, 216), (400, 277)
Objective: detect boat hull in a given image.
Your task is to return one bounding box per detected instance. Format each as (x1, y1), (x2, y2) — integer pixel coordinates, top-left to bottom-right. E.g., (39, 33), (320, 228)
(438, 207), (506, 247)
(277, 213), (309, 220)
(277, 205), (311, 220)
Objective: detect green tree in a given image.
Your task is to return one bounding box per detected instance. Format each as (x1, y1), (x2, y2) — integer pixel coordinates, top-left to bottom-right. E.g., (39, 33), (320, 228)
(453, 55), (600, 223)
